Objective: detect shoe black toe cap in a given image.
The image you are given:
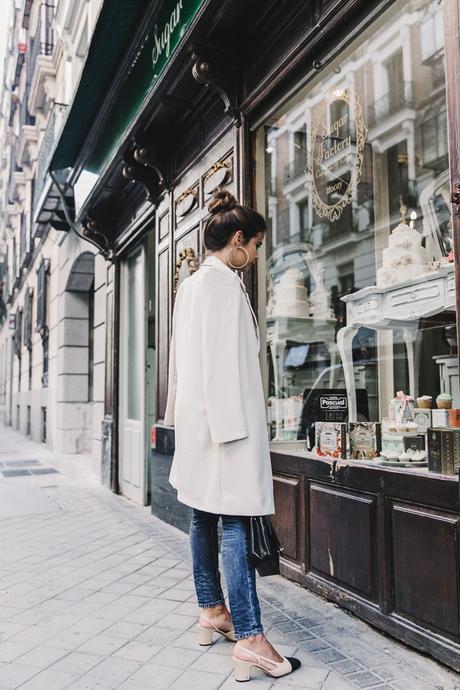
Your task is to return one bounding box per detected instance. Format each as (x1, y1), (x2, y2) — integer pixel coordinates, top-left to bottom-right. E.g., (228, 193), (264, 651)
(287, 657), (301, 672)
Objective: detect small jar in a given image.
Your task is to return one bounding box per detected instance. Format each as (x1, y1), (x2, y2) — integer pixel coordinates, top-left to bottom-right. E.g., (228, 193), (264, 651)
(448, 408), (460, 427)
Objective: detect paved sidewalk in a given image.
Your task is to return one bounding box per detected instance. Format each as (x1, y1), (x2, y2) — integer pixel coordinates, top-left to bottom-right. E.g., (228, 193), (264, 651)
(0, 428), (459, 690)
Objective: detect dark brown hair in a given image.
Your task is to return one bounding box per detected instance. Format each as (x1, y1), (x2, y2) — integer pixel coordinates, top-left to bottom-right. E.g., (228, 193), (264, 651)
(203, 188), (266, 251)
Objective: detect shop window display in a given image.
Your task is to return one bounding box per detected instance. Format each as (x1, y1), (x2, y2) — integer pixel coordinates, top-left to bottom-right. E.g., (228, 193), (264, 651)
(257, 0), (458, 474)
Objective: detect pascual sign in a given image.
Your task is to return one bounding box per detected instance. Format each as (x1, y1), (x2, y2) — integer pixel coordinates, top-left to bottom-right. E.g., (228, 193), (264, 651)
(307, 88), (367, 222)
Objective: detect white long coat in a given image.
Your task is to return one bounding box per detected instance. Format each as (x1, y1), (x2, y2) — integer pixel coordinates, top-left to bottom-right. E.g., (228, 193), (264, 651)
(163, 254), (275, 516)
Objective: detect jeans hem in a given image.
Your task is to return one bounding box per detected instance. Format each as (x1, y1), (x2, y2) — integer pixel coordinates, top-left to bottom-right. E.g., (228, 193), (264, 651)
(235, 627), (264, 640)
(198, 599), (225, 608)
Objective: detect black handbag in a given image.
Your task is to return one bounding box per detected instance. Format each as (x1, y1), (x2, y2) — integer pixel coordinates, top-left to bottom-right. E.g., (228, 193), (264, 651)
(248, 516), (283, 576)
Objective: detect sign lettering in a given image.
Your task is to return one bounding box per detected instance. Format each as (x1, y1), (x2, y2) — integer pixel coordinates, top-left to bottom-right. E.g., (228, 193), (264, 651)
(307, 88), (367, 222)
(152, 1), (184, 69)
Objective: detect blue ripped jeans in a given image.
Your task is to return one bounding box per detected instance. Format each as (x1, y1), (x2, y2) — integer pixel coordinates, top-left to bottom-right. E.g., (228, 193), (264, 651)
(189, 509), (263, 640)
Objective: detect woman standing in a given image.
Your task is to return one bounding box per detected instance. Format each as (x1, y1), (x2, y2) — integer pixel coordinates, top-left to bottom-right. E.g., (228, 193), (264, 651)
(164, 189), (301, 682)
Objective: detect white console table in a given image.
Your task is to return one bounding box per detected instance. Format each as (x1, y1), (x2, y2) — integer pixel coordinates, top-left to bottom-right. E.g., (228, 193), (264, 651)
(337, 264), (455, 421)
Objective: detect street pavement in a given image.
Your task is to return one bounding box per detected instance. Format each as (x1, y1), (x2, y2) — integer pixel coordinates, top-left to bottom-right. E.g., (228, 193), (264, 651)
(0, 427), (459, 690)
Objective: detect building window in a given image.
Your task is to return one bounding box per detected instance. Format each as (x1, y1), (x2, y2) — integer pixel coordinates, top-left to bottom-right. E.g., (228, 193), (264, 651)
(39, 0), (54, 56)
(14, 308), (23, 392)
(26, 405), (31, 436)
(41, 406), (47, 443)
(420, 5), (444, 62)
(36, 258), (49, 387)
(24, 288), (33, 390)
(42, 335), (49, 388)
(36, 259), (48, 335)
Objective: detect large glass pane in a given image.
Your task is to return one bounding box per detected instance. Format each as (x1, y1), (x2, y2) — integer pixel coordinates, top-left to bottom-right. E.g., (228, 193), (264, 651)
(260, 0), (456, 470)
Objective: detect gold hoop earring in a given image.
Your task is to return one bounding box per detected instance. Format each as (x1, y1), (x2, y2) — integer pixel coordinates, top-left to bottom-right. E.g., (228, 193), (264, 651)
(226, 245), (250, 269)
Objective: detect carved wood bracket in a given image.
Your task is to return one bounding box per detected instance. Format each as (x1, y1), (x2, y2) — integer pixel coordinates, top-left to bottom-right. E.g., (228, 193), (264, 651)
(191, 47), (241, 127)
(82, 216), (115, 263)
(122, 146), (170, 207)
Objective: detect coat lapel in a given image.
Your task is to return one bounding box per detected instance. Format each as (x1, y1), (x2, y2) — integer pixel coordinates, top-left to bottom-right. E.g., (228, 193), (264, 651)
(201, 255), (260, 346)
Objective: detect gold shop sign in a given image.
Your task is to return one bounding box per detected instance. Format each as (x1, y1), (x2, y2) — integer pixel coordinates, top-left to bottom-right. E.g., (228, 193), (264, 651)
(307, 88), (367, 222)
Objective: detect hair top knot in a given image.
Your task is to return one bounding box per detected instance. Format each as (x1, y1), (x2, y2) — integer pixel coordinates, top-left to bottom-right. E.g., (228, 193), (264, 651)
(202, 187), (267, 252)
(208, 188), (238, 215)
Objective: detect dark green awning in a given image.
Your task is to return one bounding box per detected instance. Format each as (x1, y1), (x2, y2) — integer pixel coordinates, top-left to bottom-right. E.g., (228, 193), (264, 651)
(51, 0), (206, 175)
(50, 0), (149, 171)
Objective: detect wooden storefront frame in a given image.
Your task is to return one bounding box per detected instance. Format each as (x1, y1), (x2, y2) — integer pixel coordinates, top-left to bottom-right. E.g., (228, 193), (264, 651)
(244, 0), (460, 672)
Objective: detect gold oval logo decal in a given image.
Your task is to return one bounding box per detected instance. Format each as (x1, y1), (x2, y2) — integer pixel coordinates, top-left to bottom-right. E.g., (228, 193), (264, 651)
(307, 88), (367, 222)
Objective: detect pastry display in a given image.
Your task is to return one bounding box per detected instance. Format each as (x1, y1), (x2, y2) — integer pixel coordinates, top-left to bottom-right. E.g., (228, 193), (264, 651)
(396, 420), (417, 433)
(436, 393), (452, 409)
(379, 446), (427, 466)
(416, 395), (432, 409)
(268, 268), (309, 318)
(376, 218), (429, 287)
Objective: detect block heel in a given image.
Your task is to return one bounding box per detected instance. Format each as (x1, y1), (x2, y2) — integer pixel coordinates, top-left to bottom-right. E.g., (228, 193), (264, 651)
(233, 658), (253, 682)
(196, 614), (236, 646)
(197, 623), (214, 645)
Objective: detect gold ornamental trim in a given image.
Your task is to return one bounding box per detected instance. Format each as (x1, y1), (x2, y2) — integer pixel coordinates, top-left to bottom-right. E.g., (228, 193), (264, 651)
(175, 185), (198, 206)
(203, 159), (232, 195)
(307, 88), (367, 223)
(174, 247), (198, 294)
(203, 160), (231, 181)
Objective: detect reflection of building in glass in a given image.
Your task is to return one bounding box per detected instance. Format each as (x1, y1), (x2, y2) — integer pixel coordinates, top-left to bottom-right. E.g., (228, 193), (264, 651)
(264, 0), (452, 439)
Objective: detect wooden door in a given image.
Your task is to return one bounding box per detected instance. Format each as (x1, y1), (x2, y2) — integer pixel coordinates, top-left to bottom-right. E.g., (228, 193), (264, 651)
(119, 245), (147, 504)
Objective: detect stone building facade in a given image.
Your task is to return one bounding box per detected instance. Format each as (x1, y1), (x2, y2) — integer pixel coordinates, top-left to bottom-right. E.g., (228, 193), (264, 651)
(0, 0), (107, 473)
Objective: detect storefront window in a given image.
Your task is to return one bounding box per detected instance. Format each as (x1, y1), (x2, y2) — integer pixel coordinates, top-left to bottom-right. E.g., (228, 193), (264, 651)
(258, 0), (457, 474)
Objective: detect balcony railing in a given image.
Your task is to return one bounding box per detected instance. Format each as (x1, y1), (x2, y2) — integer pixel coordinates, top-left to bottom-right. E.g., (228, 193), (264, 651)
(283, 157), (307, 185)
(367, 82), (413, 128)
(32, 4), (54, 61)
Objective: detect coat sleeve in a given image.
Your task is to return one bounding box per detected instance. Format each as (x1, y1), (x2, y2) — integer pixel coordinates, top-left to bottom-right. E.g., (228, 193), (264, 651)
(163, 285), (181, 427)
(201, 277), (249, 444)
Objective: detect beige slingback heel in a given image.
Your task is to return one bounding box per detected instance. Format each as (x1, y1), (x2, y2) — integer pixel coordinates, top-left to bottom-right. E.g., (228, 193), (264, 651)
(196, 614), (237, 645)
(233, 647), (301, 681)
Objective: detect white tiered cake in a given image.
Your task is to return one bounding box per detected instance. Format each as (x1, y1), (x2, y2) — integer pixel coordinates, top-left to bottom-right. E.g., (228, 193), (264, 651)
(377, 220), (429, 287)
(268, 268), (309, 318)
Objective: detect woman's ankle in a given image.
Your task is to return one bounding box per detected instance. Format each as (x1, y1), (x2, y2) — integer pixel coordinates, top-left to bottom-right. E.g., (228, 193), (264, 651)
(202, 603), (228, 618)
(236, 633), (265, 645)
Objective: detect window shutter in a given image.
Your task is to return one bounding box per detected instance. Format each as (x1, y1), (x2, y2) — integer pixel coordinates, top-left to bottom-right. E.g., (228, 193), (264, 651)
(14, 308), (23, 357)
(24, 288), (33, 349)
(36, 259), (48, 336)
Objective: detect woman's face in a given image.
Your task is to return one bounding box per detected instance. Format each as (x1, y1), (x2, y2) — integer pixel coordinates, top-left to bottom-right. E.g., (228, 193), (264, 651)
(231, 230), (265, 270)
